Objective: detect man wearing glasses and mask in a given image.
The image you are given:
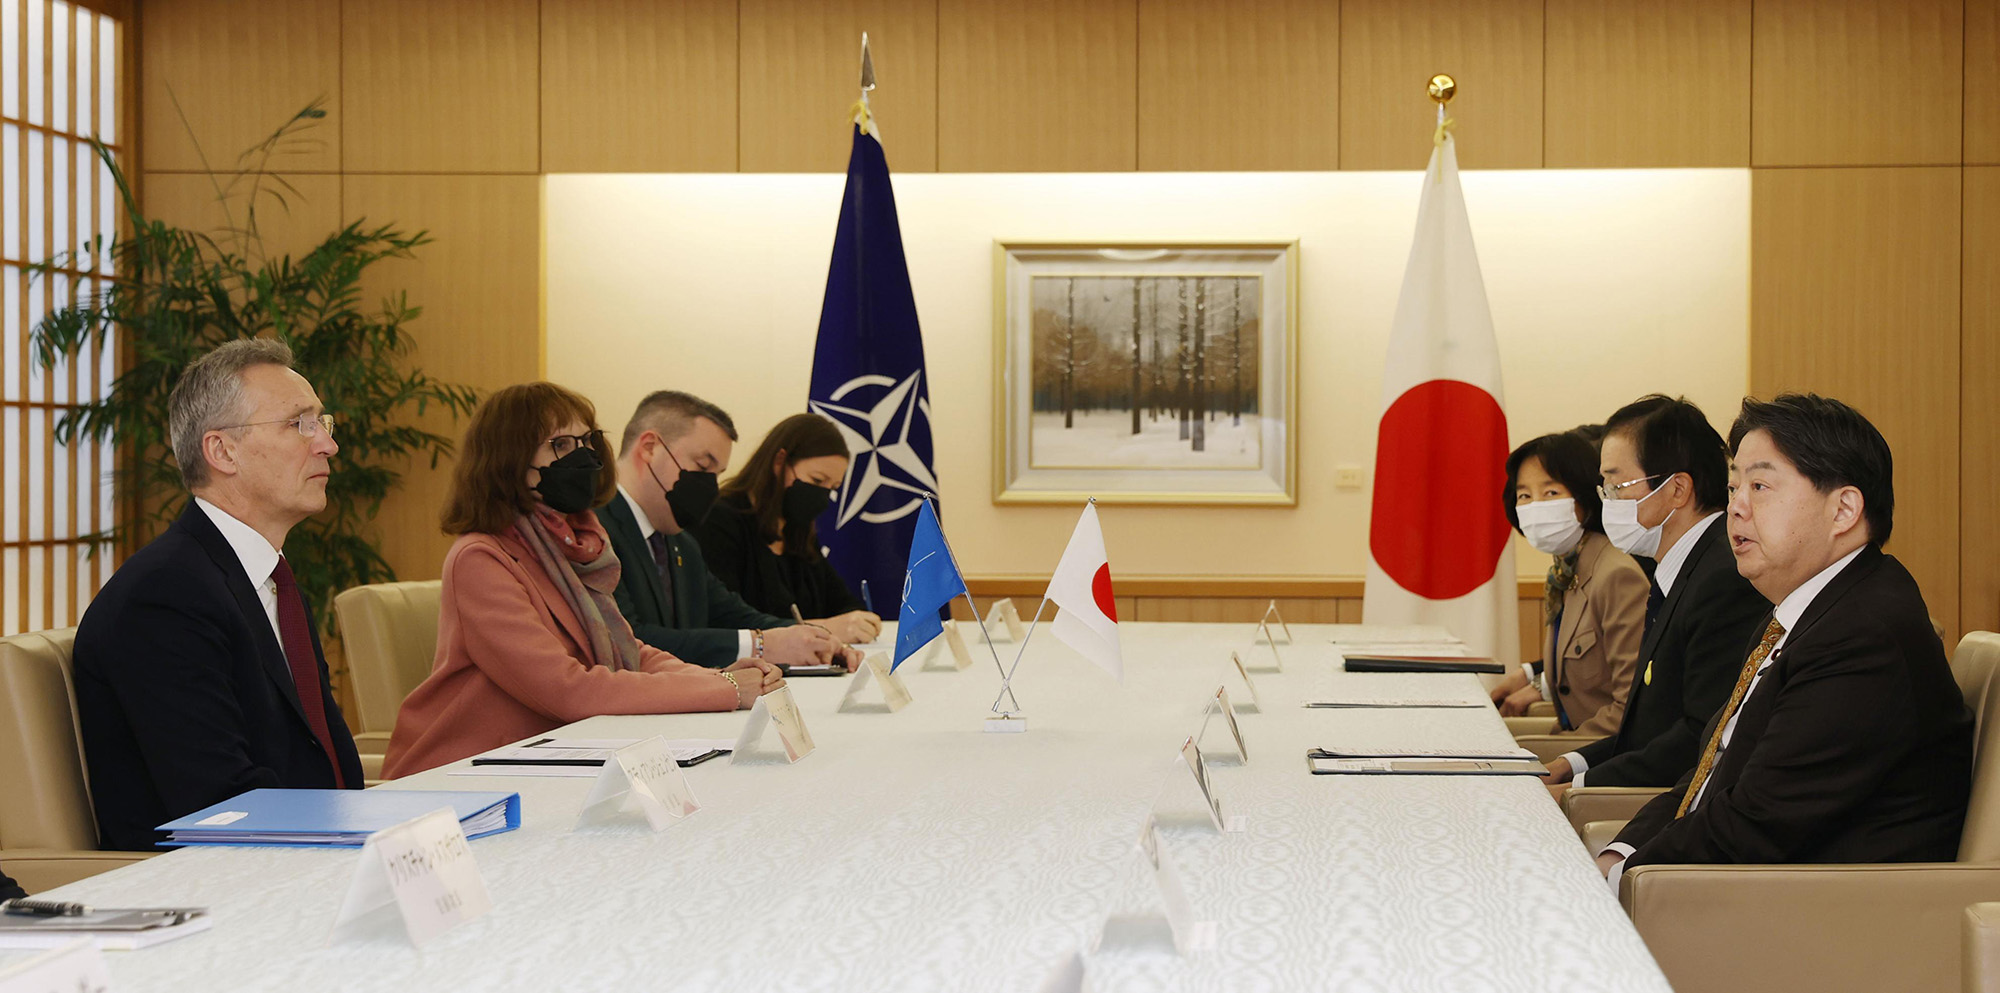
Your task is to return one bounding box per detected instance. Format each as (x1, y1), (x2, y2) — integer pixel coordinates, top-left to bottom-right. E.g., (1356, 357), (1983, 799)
(73, 339), (364, 851)
(1544, 395), (1768, 796)
(599, 391), (853, 670)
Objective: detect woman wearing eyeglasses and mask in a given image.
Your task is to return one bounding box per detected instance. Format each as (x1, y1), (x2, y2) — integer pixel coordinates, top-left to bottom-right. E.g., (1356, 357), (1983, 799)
(382, 383), (783, 778)
(1488, 431), (1649, 740)
(692, 413), (882, 646)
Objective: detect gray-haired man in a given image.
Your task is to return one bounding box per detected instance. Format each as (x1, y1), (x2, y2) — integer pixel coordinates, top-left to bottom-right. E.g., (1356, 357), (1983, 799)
(73, 339), (363, 851)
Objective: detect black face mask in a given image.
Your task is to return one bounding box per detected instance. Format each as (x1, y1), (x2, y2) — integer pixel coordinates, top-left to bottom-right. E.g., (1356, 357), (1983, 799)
(648, 446), (719, 530)
(781, 480), (834, 527)
(533, 445), (603, 515)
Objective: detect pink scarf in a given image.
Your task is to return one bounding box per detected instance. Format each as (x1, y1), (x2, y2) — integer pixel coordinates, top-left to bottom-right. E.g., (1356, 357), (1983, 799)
(513, 505), (644, 672)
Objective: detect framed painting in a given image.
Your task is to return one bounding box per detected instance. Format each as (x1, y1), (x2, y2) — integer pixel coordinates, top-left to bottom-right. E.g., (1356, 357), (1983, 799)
(992, 241), (1298, 505)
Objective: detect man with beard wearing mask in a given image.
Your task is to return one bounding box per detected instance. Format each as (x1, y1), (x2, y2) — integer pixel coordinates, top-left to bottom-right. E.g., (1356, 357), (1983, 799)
(694, 413), (883, 647)
(601, 391), (855, 671)
(1543, 395), (1769, 797)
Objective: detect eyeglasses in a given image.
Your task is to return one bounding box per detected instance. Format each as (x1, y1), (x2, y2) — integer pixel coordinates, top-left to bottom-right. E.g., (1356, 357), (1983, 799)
(544, 431), (602, 459)
(216, 413), (336, 439)
(1596, 472), (1670, 502)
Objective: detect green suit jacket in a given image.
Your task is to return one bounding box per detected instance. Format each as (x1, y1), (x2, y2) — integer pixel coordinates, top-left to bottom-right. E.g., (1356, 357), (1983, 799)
(599, 494), (793, 668)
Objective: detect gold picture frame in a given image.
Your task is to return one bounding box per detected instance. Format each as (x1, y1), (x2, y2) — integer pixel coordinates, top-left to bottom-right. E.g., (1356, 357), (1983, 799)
(992, 241), (1300, 506)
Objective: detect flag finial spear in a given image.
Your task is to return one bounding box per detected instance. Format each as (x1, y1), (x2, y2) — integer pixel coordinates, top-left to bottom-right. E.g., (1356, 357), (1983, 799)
(852, 32), (880, 135)
(860, 32), (876, 93)
(1427, 73), (1456, 104)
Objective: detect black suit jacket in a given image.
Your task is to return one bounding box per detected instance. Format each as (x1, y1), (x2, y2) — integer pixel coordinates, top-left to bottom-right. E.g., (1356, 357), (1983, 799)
(1618, 546), (1972, 867)
(73, 501), (363, 850)
(0, 867), (23, 901)
(1575, 519), (1769, 786)
(600, 494), (792, 669)
(691, 495), (865, 620)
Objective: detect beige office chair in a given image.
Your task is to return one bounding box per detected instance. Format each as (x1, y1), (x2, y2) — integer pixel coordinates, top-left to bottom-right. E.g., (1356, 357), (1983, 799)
(0, 628), (155, 893)
(1964, 903), (2000, 993)
(333, 580), (442, 782)
(1618, 631), (2000, 993)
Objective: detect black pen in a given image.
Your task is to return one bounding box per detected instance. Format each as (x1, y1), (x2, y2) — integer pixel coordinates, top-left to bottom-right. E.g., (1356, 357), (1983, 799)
(3, 899), (89, 917)
(862, 579), (873, 613)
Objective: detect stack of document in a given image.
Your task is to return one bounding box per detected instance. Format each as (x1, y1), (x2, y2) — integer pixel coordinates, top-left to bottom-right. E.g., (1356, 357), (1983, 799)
(1340, 654), (1504, 675)
(1306, 746), (1547, 776)
(0, 904), (211, 950)
(157, 789), (520, 847)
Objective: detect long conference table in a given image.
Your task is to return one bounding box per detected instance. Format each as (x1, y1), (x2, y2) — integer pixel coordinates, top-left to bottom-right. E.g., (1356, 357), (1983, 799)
(6, 622), (1672, 991)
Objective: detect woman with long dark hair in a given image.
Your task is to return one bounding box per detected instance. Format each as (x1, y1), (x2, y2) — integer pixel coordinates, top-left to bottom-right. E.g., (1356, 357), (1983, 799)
(693, 413), (881, 644)
(383, 383), (783, 778)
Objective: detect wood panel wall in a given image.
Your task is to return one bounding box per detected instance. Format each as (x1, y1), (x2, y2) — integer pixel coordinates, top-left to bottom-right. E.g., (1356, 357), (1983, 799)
(130, 0), (1999, 653)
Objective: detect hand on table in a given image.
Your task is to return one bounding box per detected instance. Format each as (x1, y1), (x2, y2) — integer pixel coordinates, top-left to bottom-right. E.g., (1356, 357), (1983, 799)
(1489, 668), (1528, 706)
(815, 610), (882, 644)
(835, 646), (863, 672)
(1498, 684), (1543, 718)
(724, 658), (786, 707)
(761, 624), (842, 666)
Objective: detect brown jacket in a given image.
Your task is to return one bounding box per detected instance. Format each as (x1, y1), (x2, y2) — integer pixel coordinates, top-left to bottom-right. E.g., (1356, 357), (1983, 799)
(383, 521), (739, 778)
(1543, 531), (1649, 738)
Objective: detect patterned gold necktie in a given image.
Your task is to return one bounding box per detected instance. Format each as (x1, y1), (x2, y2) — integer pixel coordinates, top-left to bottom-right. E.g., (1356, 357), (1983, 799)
(1676, 616), (1786, 818)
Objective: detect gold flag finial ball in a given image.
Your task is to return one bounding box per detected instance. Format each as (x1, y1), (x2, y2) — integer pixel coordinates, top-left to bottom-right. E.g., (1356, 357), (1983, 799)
(1428, 73), (1456, 104)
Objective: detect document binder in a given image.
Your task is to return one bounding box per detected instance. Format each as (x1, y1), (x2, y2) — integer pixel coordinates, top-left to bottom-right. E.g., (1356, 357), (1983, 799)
(157, 789), (520, 847)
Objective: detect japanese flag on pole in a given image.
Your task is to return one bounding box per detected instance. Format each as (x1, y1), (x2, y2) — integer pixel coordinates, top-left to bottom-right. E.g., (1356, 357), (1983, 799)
(1361, 130), (1519, 664)
(1045, 502), (1122, 682)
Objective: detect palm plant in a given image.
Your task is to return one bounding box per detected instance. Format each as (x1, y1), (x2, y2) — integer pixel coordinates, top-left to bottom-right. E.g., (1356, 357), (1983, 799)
(27, 100), (479, 629)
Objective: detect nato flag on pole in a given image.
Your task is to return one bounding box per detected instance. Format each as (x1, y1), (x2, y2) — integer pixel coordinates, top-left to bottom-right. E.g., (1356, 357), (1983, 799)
(808, 122), (940, 620)
(893, 499), (966, 671)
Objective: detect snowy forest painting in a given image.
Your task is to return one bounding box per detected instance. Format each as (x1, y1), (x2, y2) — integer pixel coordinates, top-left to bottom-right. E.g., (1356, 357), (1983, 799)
(1028, 274), (1263, 471)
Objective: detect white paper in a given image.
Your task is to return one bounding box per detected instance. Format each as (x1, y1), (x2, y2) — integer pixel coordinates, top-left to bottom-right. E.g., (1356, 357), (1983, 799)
(1243, 630), (1284, 672)
(839, 652), (913, 713)
(944, 621), (974, 670)
(0, 939), (112, 992)
(576, 736), (698, 831)
(1254, 601), (1293, 644)
(1000, 598), (1027, 642)
(194, 810), (248, 826)
(329, 808), (493, 947)
(1305, 698), (1487, 709)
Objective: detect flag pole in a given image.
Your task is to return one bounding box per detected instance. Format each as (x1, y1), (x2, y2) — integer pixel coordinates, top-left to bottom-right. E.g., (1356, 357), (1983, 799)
(987, 495), (1093, 713)
(920, 495), (1021, 712)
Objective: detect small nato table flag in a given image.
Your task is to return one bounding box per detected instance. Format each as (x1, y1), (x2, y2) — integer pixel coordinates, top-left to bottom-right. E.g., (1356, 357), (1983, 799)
(808, 120), (940, 623)
(892, 500), (966, 671)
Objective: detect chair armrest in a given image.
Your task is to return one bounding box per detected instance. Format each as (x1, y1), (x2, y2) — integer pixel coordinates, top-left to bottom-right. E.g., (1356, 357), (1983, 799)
(1964, 903), (2000, 993)
(1512, 733), (1574, 762)
(353, 730), (391, 755)
(1, 849), (157, 894)
(1560, 786), (1666, 834)
(1525, 700), (1556, 718)
(1504, 716), (1559, 737)
(1581, 820), (1628, 855)
(1623, 863), (2000, 993)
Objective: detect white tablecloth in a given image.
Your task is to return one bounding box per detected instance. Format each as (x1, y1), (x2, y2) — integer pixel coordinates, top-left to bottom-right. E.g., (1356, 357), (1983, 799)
(7, 622), (1670, 992)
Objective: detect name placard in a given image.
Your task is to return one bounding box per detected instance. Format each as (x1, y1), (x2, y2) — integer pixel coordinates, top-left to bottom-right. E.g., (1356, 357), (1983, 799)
(1245, 623), (1284, 672)
(924, 620), (975, 672)
(329, 807), (493, 947)
(1177, 736), (1241, 834)
(576, 736), (699, 831)
(981, 598), (1027, 643)
(1207, 686), (1249, 761)
(1134, 814), (1216, 955)
(1227, 651), (1262, 710)
(839, 652), (914, 713)
(0, 939), (112, 993)
(732, 685), (816, 763)
(1254, 600), (1293, 644)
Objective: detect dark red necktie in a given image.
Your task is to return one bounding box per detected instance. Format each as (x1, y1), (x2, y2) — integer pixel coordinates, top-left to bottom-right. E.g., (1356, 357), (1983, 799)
(271, 557), (346, 788)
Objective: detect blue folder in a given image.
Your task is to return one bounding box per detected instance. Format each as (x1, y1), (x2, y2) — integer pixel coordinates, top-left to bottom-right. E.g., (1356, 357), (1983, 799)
(156, 789), (521, 847)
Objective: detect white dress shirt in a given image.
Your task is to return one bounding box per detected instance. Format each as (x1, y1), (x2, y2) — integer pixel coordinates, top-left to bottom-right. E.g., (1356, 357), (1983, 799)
(1599, 544), (1868, 895)
(1564, 511), (1723, 784)
(194, 496), (286, 651)
(617, 486), (755, 658)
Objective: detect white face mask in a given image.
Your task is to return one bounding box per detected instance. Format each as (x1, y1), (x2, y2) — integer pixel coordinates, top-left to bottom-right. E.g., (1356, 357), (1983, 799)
(1516, 498), (1585, 556)
(1602, 482), (1675, 558)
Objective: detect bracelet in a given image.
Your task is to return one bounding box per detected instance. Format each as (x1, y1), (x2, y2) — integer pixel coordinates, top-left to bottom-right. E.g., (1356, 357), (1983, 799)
(719, 671), (741, 693)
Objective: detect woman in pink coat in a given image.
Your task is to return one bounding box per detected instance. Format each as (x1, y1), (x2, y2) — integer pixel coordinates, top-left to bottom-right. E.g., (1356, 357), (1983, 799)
(383, 382), (782, 778)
